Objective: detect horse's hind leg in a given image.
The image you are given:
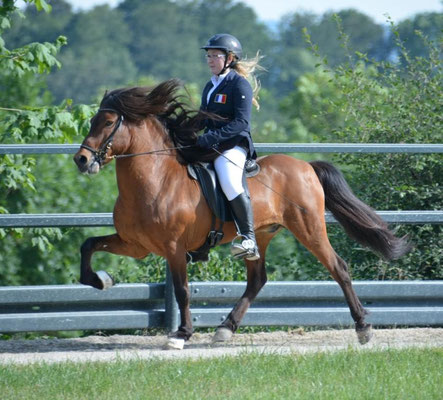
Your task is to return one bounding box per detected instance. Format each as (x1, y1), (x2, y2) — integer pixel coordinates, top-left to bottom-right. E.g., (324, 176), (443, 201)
(328, 252), (373, 344)
(80, 234), (147, 290)
(286, 219), (373, 344)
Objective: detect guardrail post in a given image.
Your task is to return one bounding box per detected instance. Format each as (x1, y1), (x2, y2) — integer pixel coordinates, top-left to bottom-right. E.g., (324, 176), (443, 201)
(164, 262), (179, 333)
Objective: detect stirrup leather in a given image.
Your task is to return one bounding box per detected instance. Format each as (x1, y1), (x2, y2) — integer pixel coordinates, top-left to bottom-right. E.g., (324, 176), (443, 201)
(230, 235), (260, 261)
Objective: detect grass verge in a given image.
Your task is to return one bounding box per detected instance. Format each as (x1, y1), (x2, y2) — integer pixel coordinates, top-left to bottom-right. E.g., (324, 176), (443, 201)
(0, 347), (441, 399)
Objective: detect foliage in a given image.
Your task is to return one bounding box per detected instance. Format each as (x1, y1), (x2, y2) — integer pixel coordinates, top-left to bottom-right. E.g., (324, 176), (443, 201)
(0, 0), (97, 285)
(397, 12), (443, 60)
(270, 9), (388, 95)
(0, 2), (442, 286)
(281, 16), (442, 280)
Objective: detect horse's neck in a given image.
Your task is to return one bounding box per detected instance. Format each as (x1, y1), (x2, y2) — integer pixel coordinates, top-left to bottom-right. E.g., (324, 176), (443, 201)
(115, 119), (184, 199)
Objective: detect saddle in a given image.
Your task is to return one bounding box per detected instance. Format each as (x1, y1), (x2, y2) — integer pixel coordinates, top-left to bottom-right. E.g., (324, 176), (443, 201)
(186, 159), (260, 263)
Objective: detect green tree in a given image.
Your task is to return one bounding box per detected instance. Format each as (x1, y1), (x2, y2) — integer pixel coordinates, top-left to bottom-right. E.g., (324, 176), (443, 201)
(272, 10), (386, 96)
(0, 0), (98, 285)
(280, 19), (442, 280)
(397, 12), (443, 60)
(3, 0), (73, 48)
(118, 0), (202, 85)
(48, 4), (137, 103)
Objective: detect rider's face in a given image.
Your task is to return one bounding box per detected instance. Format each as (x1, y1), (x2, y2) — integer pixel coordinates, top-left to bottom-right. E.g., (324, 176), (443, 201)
(206, 49), (229, 75)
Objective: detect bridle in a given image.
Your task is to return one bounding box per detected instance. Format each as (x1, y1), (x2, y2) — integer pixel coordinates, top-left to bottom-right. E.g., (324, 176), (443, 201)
(80, 107), (195, 164)
(80, 108), (124, 166)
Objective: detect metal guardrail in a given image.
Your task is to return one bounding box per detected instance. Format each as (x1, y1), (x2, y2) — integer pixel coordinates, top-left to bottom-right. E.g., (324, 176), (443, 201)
(1, 281), (442, 333)
(1, 143), (443, 154)
(0, 211), (442, 227)
(0, 143), (442, 333)
(0, 143), (442, 227)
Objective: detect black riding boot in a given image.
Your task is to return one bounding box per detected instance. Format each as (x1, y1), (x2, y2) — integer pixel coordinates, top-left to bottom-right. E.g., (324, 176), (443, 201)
(229, 192), (260, 261)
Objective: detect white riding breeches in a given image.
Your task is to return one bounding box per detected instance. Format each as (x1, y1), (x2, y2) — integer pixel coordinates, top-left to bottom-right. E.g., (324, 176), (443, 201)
(214, 146), (247, 201)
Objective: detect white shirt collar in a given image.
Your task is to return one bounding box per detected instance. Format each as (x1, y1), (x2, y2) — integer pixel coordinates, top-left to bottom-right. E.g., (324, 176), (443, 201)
(211, 69), (230, 87)
(207, 69), (230, 104)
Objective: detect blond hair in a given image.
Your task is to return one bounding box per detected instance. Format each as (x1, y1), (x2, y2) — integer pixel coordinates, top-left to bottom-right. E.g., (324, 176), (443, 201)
(231, 52), (265, 110)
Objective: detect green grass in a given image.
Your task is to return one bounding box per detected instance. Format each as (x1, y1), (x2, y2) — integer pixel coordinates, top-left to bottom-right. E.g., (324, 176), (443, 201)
(0, 348), (441, 400)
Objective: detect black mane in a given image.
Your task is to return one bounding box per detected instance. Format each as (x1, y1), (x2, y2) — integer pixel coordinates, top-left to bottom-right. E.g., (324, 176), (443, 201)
(100, 79), (218, 163)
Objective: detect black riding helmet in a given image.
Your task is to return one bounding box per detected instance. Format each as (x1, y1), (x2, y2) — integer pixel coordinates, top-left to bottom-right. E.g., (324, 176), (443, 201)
(201, 33), (243, 75)
(201, 33), (243, 60)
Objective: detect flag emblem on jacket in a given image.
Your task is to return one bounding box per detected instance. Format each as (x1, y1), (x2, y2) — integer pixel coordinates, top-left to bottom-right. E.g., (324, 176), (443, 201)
(214, 94), (227, 104)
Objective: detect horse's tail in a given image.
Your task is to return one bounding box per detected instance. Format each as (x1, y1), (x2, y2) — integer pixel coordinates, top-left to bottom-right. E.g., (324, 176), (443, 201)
(310, 161), (412, 260)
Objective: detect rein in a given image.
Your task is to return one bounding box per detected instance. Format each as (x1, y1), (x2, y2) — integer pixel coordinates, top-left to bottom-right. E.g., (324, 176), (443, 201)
(211, 147), (306, 213)
(81, 107), (196, 163)
(110, 144), (195, 160)
(81, 108), (304, 211)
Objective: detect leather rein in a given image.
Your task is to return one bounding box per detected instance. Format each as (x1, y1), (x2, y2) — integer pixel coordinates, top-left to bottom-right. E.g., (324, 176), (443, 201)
(80, 108), (194, 165)
(80, 108), (305, 212)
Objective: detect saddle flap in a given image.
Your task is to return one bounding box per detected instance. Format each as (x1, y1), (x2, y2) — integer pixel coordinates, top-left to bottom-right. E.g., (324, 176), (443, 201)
(187, 162), (230, 221)
(186, 160), (260, 222)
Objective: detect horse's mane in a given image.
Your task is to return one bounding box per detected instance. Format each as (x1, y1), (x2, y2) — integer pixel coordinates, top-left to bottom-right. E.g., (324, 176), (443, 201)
(100, 79), (219, 163)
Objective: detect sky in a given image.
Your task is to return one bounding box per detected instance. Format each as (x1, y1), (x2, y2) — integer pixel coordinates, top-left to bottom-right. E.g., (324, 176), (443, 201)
(65, 0), (442, 24)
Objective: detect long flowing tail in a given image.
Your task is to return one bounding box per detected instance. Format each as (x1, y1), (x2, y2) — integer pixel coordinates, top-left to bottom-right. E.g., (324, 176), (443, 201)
(310, 161), (412, 260)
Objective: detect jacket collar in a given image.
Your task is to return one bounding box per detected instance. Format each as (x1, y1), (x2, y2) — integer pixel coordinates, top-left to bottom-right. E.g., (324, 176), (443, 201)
(211, 70), (236, 93)
(203, 70), (237, 107)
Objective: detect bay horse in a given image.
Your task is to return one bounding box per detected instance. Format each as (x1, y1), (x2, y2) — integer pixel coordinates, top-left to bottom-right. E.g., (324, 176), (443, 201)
(74, 79), (411, 349)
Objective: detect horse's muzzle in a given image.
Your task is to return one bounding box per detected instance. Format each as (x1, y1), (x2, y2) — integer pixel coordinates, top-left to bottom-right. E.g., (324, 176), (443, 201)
(74, 150), (100, 174)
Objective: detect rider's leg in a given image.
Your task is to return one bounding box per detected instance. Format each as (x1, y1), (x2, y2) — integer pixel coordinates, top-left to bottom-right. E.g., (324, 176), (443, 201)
(214, 146), (260, 261)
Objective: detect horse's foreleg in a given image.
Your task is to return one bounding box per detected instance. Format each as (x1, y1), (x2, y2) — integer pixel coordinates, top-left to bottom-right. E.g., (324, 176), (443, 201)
(80, 234), (147, 290)
(164, 253), (193, 350)
(214, 235), (271, 343)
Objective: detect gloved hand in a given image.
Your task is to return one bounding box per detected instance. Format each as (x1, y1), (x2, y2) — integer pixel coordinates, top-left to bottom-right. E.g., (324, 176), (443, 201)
(196, 131), (218, 150)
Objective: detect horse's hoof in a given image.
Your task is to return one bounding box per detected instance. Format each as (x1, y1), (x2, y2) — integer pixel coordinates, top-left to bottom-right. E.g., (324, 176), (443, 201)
(96, 271), (114, 290)
(212, 327), (233, 344)
(356, 324), (373, 345)
(164, 337), (185, 350)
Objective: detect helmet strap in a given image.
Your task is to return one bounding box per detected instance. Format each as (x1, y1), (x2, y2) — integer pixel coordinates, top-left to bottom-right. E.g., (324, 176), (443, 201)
(218, 52), (236, 76)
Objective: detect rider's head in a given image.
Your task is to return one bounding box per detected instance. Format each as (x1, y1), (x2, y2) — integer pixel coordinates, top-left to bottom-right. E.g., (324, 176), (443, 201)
(201, 33), (243, 75)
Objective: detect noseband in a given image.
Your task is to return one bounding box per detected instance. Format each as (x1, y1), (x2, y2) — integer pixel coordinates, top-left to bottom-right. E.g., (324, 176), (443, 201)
(80, 108), (124, 165)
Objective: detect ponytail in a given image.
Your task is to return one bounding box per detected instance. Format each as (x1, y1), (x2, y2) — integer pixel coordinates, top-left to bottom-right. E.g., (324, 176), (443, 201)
(231, 52), (265, 110)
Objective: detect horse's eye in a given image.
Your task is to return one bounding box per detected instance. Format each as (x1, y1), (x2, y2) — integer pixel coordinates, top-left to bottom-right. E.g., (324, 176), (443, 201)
(105, 120), (113, 127)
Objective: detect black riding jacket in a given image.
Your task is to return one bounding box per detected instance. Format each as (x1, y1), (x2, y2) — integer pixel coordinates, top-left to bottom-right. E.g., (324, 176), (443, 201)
(199, 70), (257, 159)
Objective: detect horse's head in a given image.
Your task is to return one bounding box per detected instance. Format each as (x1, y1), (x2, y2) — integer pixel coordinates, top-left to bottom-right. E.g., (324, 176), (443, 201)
(74, 82), (184, 174)
(74, 107), (125, 174)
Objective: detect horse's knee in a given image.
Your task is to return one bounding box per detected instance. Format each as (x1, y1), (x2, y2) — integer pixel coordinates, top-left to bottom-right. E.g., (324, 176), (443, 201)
(80, 237), (96, 255)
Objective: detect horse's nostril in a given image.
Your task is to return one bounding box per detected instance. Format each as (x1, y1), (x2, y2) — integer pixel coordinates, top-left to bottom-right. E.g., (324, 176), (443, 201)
(78, 155), (88, 165)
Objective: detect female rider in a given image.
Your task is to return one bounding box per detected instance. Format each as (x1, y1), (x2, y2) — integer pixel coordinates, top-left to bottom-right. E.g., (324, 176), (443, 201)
(197, 33), (262, 261)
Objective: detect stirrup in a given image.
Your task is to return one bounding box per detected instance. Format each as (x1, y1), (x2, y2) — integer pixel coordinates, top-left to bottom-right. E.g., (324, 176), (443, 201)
(231, 236), (260, 261)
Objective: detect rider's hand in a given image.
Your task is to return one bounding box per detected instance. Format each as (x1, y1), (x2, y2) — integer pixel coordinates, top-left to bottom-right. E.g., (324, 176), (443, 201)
(196, 131), (218, 149)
